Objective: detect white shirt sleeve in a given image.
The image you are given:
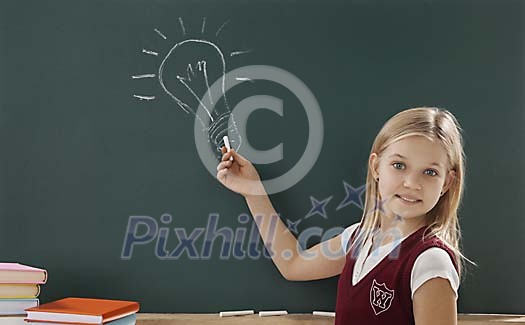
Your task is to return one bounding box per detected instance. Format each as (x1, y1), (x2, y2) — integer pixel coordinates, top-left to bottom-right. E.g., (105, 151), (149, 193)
(340, 223), (360, 254)
(410, 247), (460, 299)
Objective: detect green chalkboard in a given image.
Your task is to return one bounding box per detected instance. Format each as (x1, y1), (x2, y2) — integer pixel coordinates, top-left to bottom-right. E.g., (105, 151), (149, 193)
(1, 0), (524, 314)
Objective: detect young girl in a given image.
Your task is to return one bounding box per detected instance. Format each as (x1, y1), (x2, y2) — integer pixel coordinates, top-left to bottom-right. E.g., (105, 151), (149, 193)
(216, 107), (469, 325)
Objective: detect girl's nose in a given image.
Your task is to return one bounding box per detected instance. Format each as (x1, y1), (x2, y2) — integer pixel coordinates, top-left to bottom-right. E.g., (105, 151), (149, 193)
(403, 173), (422, 190)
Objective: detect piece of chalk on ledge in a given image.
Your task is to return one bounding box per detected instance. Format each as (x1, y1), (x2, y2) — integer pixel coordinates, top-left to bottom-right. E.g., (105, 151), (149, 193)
(222, 136), (234, 161)
(313, 311), (336, 317)
(259, 310), (288, 317)
(219, 310), (254, 317)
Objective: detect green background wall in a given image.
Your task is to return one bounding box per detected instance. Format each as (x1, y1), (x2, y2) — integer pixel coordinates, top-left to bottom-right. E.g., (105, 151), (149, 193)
(1, 0), (523, 314)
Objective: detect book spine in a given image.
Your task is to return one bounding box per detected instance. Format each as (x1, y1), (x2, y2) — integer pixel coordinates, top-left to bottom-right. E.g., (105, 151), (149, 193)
(0, 284), (40, 299)
(0, 270), (48, 284)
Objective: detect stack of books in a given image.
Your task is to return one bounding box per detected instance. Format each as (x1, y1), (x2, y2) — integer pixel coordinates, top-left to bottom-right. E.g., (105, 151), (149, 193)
(25, 297), (140, 325)
(0, 263), (47, 316)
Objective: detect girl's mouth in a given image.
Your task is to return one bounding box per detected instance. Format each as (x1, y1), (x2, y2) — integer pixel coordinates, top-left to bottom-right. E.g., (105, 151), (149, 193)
(395, 194), (422, 204)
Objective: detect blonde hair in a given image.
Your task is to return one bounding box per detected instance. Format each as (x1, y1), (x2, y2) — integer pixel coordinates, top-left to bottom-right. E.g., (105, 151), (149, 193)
(350, 107), (474, 279)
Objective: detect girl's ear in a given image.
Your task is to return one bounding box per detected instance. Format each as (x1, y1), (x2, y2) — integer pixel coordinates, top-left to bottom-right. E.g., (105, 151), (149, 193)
(369, 153), (380, 180)
(441, 169), (456, 195)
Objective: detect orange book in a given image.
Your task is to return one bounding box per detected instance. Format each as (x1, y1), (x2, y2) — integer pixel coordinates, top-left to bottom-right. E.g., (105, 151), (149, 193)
(25, 298), (139, 324)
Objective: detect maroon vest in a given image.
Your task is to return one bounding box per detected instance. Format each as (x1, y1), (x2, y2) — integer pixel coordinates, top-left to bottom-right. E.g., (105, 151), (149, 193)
(335, 226), (458, 325)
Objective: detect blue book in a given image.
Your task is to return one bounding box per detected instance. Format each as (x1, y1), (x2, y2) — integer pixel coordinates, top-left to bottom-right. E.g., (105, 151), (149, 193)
(0, 298), (39, 315)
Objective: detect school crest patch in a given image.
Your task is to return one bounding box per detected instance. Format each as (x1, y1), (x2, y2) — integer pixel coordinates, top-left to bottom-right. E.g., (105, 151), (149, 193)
(370, 279), (395, 315)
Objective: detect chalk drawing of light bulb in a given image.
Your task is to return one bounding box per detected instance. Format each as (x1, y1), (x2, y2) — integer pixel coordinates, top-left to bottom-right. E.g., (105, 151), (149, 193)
(158, 39), (241, 154)
(133, 18), (249, 158)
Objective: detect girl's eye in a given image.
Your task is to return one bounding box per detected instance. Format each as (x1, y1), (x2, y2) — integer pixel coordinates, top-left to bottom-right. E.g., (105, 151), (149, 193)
(392, 162), (405, 169)
(425, 169), (438, 177)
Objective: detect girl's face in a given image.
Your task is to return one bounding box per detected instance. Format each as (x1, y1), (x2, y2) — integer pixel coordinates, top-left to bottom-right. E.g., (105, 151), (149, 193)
(370, 135), (454, 221)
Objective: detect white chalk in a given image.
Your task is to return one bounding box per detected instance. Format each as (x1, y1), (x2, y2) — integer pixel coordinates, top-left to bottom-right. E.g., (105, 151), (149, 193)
(313, 311), (336, 317)
(222, 135), (233, 161)
(259, 310), (288, 317)
(219, 310), (254, 317)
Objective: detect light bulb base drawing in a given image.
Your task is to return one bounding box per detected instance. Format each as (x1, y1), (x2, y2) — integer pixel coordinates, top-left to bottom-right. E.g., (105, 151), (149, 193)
(207, 112), (242, 158)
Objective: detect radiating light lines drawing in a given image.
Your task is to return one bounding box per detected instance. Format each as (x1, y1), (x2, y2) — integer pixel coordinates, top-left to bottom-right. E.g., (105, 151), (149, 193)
(131, 74), (156, 79)
(215, 20), (229, 37)
(142, 49), (158, 56)
(230, 50), (251, 57)
(178, 17), (186, 36)
(133, 95), (156, 101)
(154, 28), (167, 40)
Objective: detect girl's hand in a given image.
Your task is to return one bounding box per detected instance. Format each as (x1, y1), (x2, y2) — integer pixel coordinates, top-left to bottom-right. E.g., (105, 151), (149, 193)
(216, 147), (265, 197)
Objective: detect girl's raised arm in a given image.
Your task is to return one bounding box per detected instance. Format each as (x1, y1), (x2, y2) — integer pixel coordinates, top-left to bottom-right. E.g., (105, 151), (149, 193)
(217, 147), (347, 281)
